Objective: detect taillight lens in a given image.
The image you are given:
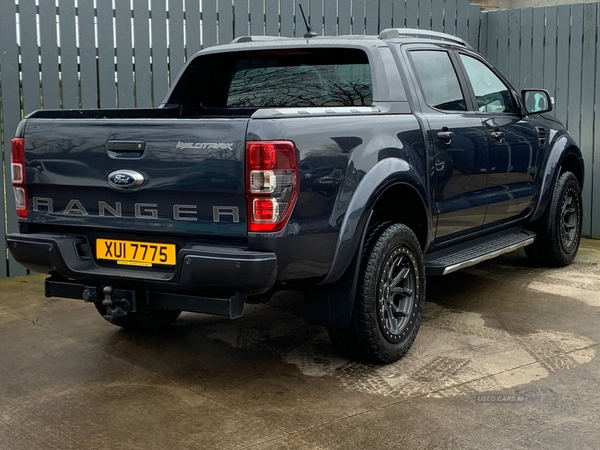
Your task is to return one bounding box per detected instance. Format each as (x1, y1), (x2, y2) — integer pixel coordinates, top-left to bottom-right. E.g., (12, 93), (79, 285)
(246, 141), (298, 232)
(11, 138), (28, 218)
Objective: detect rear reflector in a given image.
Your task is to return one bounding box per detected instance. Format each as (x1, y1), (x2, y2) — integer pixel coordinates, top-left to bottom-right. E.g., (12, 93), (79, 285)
(11, 138), (27, 219)
(252, 198), (279, 222)
(246, 141), (298, 232)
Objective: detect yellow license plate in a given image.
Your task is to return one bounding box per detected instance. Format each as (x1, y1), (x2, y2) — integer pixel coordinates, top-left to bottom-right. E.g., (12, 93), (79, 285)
(96, 239), (177, 267)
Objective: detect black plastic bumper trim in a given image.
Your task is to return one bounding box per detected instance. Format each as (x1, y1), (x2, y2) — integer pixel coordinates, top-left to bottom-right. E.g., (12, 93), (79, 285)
(8, 233), (277, 294)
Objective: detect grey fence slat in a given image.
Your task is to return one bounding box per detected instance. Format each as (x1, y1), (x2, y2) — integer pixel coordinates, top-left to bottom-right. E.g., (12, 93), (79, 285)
(96, 1), (116, 108)
(456, 0), (469, 41)
(566, 2), (587, 235)
(234, 0), (249, 37)
(133, 0), (152, 107)
(580, 2), (597, 237)
(543, 7), (557, 101)
(202, 0), (218, 47)
(39, 1), (61, 109)
(419, 0), (432, 29)
(519, 8), (532, 90)
(280, 0), (295, 37)
(352, 0), (365, 34)
(477, 4), (487, 54)
(115, 0), (135, 108)
(219, 0), (235, 43)
(0, 1), (26, 277)
(309, 0), (323, 35)
(379, 0), (393, 30)
(595, 21), (600, 238)
(566, 4), (583, 143)
(324, 0), (337, 35)
(405, 0), (418, 29)
(431, 0), (444, 32)
(249, 0), (263, 36)
(266, 0), (280, 36)
(77, 0), (98, 108)
(531, 7), (545, 89)
(365, 0), (378, 34)
(554, 5), (570, 126)
(19, 0), (40, 116)
(58, 0), (79, 109)
(507, 9), (520, 88)
(485, 11), (498, 67)
(338, 0), (352, 35)
(496, 10), (509, 78)
(265, 0), (279, 36)
(444, 0), (456, 36)
(467, 4), (480, 51)
(151, 0), (169, 101)
(186, 0), (202, 56)
(169, 2), (186, 77)
(393, 0), (405, 28)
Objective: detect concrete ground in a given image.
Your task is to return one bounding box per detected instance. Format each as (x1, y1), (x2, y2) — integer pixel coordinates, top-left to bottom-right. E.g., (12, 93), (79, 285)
(1, 239), (600, 450)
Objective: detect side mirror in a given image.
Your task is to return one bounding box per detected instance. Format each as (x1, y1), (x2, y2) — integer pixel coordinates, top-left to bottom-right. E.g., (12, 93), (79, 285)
(521, 89), (553, 114)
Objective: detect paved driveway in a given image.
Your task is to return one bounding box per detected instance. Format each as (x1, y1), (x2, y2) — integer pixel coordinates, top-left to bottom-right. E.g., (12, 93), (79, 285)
(1, 239), (599, 449)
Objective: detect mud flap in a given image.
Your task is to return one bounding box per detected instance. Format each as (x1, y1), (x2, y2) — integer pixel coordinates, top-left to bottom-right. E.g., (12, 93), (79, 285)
(304, 250), (360, 328)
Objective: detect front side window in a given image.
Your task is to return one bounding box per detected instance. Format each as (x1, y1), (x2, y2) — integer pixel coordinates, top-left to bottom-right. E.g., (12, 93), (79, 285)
(459, 54), (516, 114)
(409, 50), (467, 112)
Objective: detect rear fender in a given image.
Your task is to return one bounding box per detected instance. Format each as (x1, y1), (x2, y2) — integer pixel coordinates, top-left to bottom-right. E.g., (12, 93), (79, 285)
(321, 157), (430, 286)
(305, 158), (430, 328)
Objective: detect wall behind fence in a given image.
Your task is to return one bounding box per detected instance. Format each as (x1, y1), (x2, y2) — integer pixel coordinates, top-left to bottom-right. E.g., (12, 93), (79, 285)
(0, 0), (598, 279)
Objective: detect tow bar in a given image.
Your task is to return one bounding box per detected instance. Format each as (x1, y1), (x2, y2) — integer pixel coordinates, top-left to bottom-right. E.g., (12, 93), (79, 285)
(101, 286), (135, 319)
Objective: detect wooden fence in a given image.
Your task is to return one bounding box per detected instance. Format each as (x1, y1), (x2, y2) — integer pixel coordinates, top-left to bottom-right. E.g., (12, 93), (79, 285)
(0, 0), (598, 278)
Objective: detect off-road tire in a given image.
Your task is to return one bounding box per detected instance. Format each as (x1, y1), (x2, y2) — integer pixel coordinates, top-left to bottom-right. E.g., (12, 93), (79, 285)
(328, 223), (425, 364)
(525, 171), (582, 267)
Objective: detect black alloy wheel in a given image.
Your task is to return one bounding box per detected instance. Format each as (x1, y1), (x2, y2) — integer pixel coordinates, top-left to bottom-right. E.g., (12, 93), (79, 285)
(328, 222), (425, 364)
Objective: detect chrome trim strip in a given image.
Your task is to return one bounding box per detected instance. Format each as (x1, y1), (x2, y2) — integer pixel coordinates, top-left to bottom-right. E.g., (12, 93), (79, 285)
(442, 237), (536, 275)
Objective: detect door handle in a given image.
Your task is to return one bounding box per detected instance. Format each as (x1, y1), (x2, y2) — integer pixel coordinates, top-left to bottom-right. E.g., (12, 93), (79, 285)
(106, 140), (146, 151)
(106, 140), (145, 159)
(437, 131), (454, 141)
(490, 131), (504, 140)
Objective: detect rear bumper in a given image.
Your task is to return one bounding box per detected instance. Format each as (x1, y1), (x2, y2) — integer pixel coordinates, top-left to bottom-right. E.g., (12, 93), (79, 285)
(7, 233), (277, 295)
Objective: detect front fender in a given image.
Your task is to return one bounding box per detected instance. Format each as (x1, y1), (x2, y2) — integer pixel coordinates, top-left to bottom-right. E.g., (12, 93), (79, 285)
(319, 157), (430, 285)
(531, 132), (583, 222)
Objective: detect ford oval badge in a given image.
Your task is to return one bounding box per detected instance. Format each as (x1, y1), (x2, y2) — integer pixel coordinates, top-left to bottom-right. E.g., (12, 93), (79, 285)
(107, 170), (145, 189)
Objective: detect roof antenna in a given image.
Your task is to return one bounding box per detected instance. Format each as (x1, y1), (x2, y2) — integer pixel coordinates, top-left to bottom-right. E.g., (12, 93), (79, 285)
(298, 4), (317, 38)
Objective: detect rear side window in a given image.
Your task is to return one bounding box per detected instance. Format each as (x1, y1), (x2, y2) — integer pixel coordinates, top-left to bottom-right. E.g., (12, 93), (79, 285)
(409, 50), (467, 112)
(174, 49), (373, 111)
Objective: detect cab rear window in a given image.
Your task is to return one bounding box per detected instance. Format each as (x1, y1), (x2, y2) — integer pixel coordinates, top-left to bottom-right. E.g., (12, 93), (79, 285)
(171, 48), (373, 113)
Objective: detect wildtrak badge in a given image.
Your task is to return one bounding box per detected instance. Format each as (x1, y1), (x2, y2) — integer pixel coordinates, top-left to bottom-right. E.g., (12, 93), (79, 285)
(175, 141), (234, 150)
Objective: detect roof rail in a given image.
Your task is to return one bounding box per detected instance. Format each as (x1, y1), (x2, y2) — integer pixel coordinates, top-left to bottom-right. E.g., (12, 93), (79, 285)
(231, 36), (289, 44)
(378, 28), (473, 50)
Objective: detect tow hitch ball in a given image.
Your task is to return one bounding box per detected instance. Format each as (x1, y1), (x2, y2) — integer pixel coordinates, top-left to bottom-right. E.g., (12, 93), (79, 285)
(101, 286), (131, 319)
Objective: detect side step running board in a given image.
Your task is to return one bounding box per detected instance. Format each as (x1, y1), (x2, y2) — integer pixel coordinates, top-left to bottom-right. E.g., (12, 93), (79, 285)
(425, 228), (536, 276)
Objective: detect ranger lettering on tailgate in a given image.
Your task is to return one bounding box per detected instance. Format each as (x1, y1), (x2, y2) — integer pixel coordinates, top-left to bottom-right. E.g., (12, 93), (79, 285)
(32, 197), (239, 222)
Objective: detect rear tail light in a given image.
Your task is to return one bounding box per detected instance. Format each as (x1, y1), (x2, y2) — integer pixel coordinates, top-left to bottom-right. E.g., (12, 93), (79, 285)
(246, 141), (298, 232)
(11, 138), (28, 219)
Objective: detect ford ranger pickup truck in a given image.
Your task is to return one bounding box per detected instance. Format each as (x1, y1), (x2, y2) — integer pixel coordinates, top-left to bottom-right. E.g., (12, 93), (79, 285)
(7, 29), (584, 363)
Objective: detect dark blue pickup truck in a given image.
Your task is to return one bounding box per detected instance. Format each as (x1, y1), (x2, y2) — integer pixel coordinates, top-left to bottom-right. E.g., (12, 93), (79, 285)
(8, 29), (584, 363)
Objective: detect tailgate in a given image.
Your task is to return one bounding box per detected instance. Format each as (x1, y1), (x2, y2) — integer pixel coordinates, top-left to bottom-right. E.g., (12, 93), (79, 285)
(23, 118), (248, 238)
